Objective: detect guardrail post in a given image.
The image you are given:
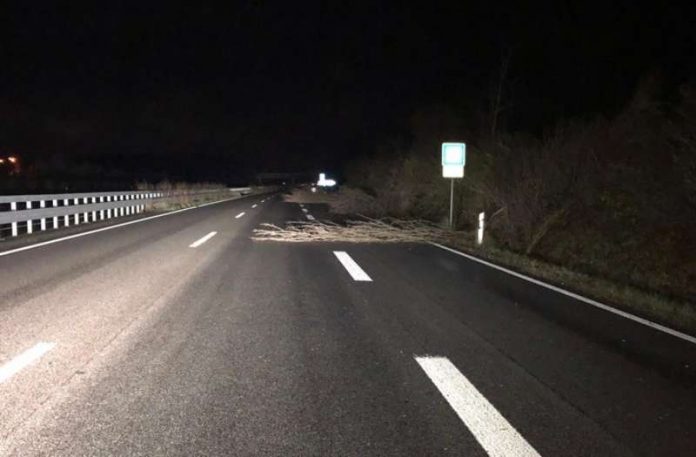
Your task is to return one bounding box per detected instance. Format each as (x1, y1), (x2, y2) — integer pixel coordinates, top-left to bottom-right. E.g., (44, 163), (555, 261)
(40, 200), (46, 231)
(26, 201), (33, 234)
(74, 198), (80, 225)
(10, 201), (18, 236)
(100, 196), (105, 220)
(64, 199), (70, 226)
(91, 197), (97, 221)
(52, 200), (58, 228)
(83, 197), (89, 223)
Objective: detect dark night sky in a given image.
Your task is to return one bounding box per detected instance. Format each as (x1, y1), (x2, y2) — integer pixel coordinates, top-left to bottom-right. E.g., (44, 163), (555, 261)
(0, 1), (694, 184)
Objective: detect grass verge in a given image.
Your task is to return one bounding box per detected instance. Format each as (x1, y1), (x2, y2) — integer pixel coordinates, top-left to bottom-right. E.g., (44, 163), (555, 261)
(445, 235), (696, 337)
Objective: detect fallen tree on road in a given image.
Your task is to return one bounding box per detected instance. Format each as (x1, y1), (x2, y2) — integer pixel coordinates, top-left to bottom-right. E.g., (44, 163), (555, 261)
(252, 218), (458, 243)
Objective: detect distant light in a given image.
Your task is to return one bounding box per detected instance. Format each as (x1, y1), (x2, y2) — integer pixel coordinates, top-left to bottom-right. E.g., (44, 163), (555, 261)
(0, 158), (4, 164)
(7, 156), (17, 164)
(317, 172), (336, 187)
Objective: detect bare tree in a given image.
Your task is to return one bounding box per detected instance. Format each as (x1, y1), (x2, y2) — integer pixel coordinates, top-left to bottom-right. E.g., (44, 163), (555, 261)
(489, 48), (513, 139)
(484, 123), (599, 255)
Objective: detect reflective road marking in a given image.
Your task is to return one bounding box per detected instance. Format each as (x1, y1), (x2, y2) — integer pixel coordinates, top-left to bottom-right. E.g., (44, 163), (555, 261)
(416, 355), (541, 457)
(0, 342), (56, 384)
(189, 231), (217, 248)
(333, 251), (372, 282)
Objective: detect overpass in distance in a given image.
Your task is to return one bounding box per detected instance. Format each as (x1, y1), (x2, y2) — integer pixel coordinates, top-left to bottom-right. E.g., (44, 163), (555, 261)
(255, 171), (317, 185)
(0, 188), (694, 456)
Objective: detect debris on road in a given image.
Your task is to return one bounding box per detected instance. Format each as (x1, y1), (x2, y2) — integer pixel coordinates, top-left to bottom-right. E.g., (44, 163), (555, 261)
(252, 218), (458, 243)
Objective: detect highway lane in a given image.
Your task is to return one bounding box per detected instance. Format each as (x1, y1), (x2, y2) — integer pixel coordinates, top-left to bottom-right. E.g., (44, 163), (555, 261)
(0, 196), (695, 455)
(335, 242), (696, 456)
(0, 194), (275, 443)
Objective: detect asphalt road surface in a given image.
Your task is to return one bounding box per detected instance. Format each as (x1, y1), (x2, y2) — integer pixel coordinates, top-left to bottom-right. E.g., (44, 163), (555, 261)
(1, 193), (695, 456)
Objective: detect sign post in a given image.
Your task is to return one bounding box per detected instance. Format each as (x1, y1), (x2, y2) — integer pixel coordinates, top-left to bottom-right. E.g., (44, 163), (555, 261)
(441, 142), (466, 229)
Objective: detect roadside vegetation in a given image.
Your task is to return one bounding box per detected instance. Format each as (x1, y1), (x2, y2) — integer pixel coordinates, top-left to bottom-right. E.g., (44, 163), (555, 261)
(275, 78), (696, 334)
(134, 181), (235, 211)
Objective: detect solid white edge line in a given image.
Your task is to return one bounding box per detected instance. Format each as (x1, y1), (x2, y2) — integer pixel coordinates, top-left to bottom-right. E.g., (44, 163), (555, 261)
(235, 212), (245, 219)
(333, 251), (372, 281)
(0, 195), (252, 258)
(429, 242), (696, 345)
(189, 231), (218, 248)
(0, 342), (56, 384)
(415, 355), (541, 457)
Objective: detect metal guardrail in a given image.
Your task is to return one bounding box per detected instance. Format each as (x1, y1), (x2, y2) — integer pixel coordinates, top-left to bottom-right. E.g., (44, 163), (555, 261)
(0, 187), (251, 238)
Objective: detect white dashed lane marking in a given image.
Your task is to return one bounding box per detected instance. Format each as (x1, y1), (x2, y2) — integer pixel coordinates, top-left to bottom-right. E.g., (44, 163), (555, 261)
(416, 355), (541, 457)
(0, 342), (56, 384)
(333, 251), (372, 282)
(189, 231), (218, 248)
